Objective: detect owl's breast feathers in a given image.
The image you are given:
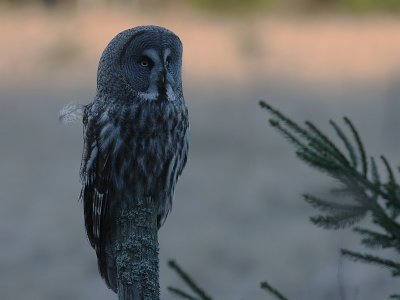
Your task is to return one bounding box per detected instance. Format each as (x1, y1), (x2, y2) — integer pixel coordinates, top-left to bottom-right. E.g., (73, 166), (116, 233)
(81, 96), (188, 227)
(80, 97), (188, 290)
(116, 101), (185, 184)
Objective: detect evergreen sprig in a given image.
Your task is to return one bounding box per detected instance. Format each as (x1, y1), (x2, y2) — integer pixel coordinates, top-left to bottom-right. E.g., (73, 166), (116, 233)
(167, 259), (289, 300)
(167, 260), (213, 300)
(341, 249), (400, 276)
(259, 100), (400, 297)
(167, 101), (400, 299)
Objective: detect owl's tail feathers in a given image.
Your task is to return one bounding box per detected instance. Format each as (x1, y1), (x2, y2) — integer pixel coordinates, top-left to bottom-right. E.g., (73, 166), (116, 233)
(59, 102), (85, 124)
(103, 258), (118, 294)
(98, 242), (119, 294)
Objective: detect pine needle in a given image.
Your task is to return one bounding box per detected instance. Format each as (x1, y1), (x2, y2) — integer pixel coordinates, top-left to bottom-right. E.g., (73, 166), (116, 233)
(305, 121), (350, 167)
(330, 120), (358, 168)
(259, 100), (308, 140)
(353, 227), (395, 249)
(343, 117), (367, 177)
(341, 249), (400, 275)
(370, 157), (381, 186)
(304, 194), (361, 213)
(381, 155), (396, 185)
(310, 209), (367, 229)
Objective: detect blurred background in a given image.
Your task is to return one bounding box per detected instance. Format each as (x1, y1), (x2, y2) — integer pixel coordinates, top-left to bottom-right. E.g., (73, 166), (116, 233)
(1, 1), (400, 299)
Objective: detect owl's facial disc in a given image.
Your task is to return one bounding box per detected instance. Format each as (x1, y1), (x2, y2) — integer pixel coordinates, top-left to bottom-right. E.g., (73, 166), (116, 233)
(135, 48), (177, 102)
(120, 30), (182, 103)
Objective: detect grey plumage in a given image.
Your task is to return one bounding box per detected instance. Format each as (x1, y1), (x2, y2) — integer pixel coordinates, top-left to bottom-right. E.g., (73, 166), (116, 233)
(80, 26), (189, 293)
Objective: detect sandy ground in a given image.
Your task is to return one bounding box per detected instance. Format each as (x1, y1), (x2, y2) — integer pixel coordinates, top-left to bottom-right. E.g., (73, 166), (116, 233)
(1, 6), (400, 300)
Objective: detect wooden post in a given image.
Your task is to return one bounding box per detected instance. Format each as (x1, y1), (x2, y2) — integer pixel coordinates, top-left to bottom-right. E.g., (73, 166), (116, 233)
(114, 196), (160, 300)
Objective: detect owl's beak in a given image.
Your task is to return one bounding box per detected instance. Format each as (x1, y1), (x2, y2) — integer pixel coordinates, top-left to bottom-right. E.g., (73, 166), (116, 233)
(159, 68), (167, 86)
(157, 71), (168, 101)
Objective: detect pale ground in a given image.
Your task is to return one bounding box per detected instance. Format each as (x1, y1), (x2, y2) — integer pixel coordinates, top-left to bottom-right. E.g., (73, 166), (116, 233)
(1, 5), (400, 300)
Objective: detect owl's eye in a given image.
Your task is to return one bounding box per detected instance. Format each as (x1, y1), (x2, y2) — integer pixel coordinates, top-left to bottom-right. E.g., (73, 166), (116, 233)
(165, 56), (171, 66)
(139, 57), (150, 67)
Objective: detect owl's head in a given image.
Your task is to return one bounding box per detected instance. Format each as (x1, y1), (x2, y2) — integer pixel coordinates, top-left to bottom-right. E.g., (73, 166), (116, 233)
(97, 26), (183, 102)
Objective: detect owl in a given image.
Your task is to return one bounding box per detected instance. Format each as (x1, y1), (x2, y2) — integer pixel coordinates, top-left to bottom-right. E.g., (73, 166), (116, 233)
(79, 26), (189, 292)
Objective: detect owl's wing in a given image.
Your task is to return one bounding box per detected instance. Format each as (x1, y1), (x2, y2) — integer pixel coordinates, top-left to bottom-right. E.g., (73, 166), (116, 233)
(80, 107), (113, 288)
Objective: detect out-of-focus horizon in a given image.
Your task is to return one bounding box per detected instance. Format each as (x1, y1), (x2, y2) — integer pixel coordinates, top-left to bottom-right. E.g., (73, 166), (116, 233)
(2, 0), (400, 87)
(1, 1), (400, 300)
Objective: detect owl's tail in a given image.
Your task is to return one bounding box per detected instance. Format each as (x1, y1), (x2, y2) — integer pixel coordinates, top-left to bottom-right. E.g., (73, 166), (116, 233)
(97, 234), (119, 294)
(102, 250), (118, 293)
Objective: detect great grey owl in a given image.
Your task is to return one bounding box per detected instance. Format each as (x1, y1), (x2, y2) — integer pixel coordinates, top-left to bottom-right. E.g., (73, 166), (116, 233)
(80, 26), (188, 292)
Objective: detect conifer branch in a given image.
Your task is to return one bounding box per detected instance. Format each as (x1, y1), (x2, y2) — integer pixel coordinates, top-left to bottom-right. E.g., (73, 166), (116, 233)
(329, 120), (358, 168)
(341, 249), (400, 276)
(310, 208), (367, 229)
(260, 281), (289, 300)
(370, 157), (381, 186)
(304, 194), (363, 213)
(168, 260), (213, 300)
(353, 227), (397, 249)
(167, 101), (400, 300)
(343, 117), (368, 177)
(259, 99), (400, 226)
(259, 101), (308, 140)
(305, 121), (351, 168)
(381, 155), (396, 185)
(269, 120), (307, 150)
(259, 100), (400, 297)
